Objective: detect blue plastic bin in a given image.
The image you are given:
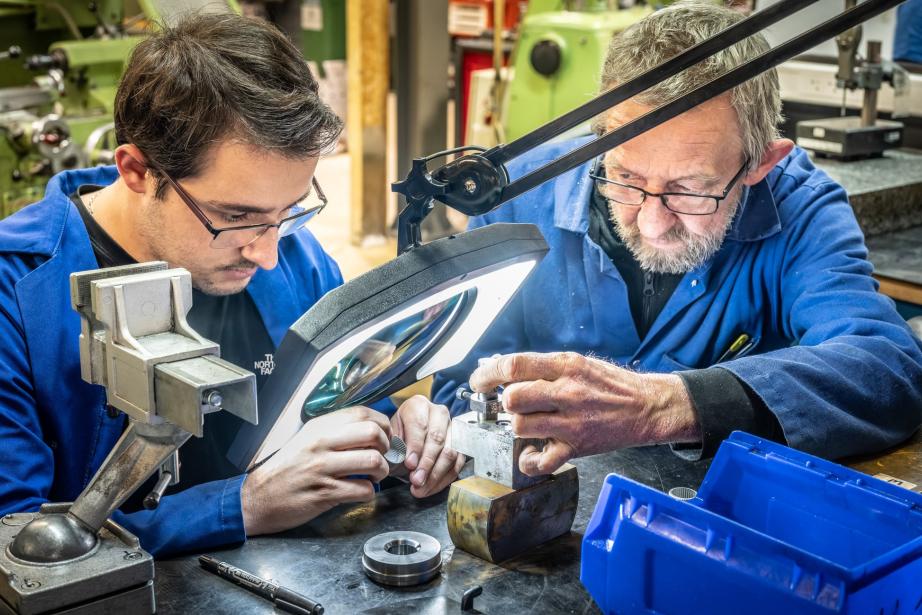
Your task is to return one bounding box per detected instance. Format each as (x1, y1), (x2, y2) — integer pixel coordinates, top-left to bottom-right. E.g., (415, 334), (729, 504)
(581, 431), (922, 614)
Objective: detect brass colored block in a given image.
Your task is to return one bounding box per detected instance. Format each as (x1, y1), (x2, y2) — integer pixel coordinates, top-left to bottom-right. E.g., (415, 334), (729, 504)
(446, 464), (579, 563)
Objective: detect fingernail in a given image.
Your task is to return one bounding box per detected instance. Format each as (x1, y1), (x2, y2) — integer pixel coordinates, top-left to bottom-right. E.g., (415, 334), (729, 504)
(407, 452), (418, 469)
(412, 469), (427, 486)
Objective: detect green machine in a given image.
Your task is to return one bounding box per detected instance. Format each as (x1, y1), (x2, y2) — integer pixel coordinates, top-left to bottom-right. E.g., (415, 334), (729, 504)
(502, 0), (656, 141)
(0, 0), (237, 218)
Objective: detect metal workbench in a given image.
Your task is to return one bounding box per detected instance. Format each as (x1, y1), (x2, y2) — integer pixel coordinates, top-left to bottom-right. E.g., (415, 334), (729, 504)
(154, 445), (711, 615)
(153, 429), (922, 614)
(147, 433), (922, 615)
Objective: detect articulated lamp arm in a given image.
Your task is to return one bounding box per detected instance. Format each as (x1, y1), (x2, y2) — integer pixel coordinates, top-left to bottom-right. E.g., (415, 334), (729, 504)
(392, 0), (905, 254)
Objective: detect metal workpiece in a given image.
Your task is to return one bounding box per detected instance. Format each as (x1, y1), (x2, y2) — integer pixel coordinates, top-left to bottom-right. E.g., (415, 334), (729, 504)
(0, 507), (154, 615)
(446, 465), (579, 564)
(384, 435), (407, 470)
(450, 410), (546, 490)
(361, 531), (443, 587)
(455, 386), (502, 423)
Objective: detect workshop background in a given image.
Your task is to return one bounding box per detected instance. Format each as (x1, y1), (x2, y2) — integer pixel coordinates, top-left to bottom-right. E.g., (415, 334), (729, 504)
(2, 0), (920, 306)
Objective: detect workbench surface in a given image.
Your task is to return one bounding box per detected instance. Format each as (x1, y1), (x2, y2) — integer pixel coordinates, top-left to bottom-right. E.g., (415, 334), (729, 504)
(154, 445), (711, 615)
(154, 427), (922, 614)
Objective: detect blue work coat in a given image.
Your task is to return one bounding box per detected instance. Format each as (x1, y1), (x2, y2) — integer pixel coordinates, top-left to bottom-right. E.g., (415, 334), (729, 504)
(0, 166), (345, 556)
(432, 141), (922, 459)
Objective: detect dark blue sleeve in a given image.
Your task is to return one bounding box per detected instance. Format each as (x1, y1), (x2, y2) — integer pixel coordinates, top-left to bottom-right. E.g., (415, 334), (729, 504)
(0, 285), (54, 519)
(112, 475), (247, 557)
(371, 396), (397, 416)
(894, 0), (922, 63)
(721, 180), (922, 458)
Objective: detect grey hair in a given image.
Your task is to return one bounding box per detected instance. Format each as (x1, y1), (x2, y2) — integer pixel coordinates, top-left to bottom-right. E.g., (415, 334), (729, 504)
(595, 1), (782, 169)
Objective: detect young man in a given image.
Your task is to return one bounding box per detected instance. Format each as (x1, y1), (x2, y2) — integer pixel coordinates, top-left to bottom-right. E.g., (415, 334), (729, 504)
(433, 1), (922, 474)
(0, 14), (463, 557)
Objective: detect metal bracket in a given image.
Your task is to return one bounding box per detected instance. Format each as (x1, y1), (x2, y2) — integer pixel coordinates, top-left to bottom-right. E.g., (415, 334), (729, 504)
(69, 262), (257, 432)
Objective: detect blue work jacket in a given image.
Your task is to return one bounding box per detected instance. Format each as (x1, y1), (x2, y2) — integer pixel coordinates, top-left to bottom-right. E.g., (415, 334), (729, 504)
(432, 140), (922, 459)
(0, 166), (345, 556)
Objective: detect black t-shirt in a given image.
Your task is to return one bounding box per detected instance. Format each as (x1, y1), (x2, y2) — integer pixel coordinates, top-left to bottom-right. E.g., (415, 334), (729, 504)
(587, 181), (683, 338)
(71, 186), (276, 492)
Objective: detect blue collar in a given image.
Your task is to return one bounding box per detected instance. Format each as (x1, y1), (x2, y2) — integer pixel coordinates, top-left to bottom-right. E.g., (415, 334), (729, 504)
(551, 158), (782, 243)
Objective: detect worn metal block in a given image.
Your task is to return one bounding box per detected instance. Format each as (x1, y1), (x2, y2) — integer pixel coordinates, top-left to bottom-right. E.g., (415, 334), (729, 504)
(446, 464), (579, 563)
(450, 411), (547, 489)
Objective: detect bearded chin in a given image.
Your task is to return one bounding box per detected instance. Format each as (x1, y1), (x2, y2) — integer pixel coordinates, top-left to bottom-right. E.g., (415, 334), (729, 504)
(611, 211), (732, 275)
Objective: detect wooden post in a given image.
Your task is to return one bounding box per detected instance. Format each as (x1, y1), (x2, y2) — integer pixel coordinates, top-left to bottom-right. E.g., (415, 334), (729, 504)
(347, 0), (389, 245)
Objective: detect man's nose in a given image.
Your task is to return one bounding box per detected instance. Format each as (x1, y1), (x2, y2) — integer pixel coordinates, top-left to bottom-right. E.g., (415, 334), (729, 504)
(637, 195), (677, 237)
(241, 226), (280, 270)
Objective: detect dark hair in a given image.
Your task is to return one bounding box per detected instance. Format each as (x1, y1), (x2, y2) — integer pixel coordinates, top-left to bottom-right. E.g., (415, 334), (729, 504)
(114, 13), (343, 197)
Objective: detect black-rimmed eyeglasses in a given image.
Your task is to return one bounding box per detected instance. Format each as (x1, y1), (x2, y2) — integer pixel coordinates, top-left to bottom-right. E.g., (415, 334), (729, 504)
(149, 162), (328, 249)
(589, 157), (750, 216)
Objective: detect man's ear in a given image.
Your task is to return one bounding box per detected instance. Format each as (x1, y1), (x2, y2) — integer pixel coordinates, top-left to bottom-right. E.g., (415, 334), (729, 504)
(743, 138), (795, 186)
(113, 144), (151, 195)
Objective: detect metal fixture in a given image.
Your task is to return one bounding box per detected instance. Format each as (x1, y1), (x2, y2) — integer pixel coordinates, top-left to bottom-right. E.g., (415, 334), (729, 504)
(794, 0), (909, 160)
(455, 386), (501, 423)
(446, 385), (579, 563)
(361, 531), (443, 587)
(0, 262), (257, 614)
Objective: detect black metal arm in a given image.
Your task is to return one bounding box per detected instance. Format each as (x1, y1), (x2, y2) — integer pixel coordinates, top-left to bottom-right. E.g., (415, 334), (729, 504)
(392, 0), (905, 254)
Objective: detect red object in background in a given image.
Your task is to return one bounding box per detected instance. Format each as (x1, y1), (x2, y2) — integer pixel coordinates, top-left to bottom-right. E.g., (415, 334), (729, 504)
(448, 0), (525, 38)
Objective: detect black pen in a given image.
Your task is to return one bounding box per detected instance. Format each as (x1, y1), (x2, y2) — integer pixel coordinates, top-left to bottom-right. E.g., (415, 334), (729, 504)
(199, 555), (324, 615)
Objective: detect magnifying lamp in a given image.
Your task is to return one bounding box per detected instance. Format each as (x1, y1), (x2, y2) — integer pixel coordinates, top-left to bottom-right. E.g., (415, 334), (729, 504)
(228, 223), (548, 469)
(229, 0), (901, 470)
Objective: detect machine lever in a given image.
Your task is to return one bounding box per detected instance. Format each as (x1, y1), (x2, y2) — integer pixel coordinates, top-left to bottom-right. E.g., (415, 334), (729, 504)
(143, 471), (173, 510)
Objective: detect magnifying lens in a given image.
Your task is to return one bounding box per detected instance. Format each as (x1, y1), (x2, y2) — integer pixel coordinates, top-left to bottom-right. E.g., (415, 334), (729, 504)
(228, 222), (548, 470)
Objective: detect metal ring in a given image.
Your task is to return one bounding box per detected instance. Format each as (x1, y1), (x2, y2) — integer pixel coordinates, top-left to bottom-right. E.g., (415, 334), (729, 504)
(668, 486), (698, 501)
(361, 531), (442, 586)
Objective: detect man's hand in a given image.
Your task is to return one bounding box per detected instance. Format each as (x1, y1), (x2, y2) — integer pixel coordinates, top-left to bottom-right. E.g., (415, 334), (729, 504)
(391, 395), (465, 498)
(241, 406), (392, 536)
(470, 352), (700, 476)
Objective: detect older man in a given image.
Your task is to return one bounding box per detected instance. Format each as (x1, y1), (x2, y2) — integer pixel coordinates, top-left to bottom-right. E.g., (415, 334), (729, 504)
(433, 1), (922, 474)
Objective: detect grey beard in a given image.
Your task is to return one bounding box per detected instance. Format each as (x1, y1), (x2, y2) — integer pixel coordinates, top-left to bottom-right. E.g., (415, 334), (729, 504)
(609, 201), (739, 275)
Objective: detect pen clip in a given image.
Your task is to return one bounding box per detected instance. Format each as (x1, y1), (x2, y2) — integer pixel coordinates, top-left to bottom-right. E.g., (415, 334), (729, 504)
(717, 333), (750, 364)
(730, 338), (756, 361)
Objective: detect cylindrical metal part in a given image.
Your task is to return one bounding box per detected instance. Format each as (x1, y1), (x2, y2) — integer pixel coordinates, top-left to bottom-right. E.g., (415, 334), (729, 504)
(861, 40), (882, 127)
(668, 486), (698, 501)
(384, 435), (407, 470)
(143, 471), (173, 510)
(361, 531), (442, 586)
